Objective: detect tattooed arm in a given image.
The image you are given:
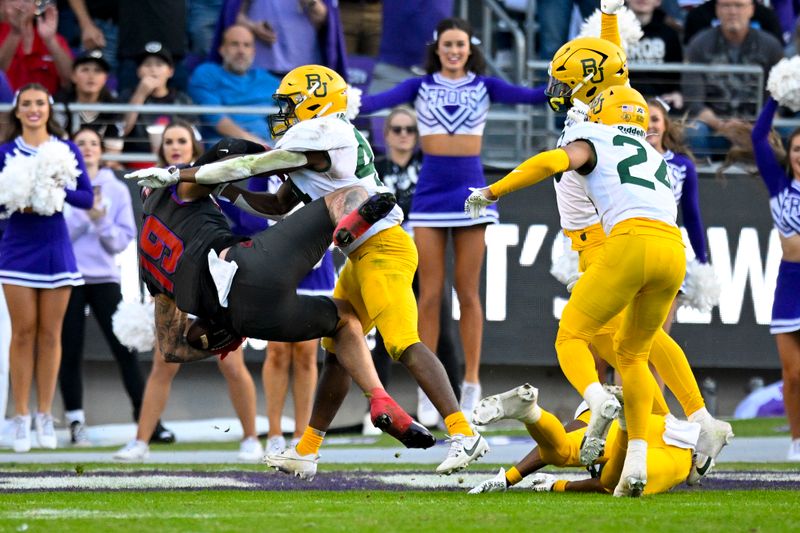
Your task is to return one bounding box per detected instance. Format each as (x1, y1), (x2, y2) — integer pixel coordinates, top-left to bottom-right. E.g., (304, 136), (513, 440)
(324, 186), (370, 225)
(153, 294), (215, 363)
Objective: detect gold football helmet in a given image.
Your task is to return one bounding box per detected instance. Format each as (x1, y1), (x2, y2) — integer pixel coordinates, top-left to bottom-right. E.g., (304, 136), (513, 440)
(269, 64), (348, 137)
(546, 37), (628, 112)
(587, 85), (649, 133)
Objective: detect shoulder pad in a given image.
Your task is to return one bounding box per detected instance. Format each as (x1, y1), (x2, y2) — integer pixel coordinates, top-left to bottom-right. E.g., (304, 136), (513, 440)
(560, 122), (598, 146)
(277, 117), (354, 153)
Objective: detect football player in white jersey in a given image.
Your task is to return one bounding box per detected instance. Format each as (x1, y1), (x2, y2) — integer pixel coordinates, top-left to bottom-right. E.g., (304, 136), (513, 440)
(131, 65), (489, 477)
(467, 85), (687, 496)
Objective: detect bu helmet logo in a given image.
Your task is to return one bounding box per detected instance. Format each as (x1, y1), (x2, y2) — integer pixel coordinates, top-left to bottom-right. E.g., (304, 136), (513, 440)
(305, 73), (328, 97)
(580, 57), (605, 83)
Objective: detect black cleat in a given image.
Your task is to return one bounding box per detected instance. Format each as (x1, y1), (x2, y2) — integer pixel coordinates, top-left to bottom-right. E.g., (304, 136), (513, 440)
(373, 414), (436, 449)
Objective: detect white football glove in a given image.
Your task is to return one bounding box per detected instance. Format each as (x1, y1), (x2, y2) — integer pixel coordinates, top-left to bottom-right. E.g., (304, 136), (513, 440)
(566, 271), (583, 293)
(565, 99), (589, 128)
(346, 85), (363, 120)
(601, 0), (624, 14)
(464, 187), (496, 219)
(530, 473), (557, 492)
(124, 166), (180, 188)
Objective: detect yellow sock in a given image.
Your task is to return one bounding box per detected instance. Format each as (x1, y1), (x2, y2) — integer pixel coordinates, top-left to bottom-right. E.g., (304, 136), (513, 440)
(650, 330), (705, 416)
(444, 412), (474, 437)
(295, 426), (325, 456)
(505, 466), (523, 486)
(553, 479), (569, 492)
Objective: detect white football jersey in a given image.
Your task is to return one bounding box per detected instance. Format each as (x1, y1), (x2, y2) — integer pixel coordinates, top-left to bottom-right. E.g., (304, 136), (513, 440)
(275, 114), (403, 254)
(554, 124), (601, 231)
(560, 122), (677, 235)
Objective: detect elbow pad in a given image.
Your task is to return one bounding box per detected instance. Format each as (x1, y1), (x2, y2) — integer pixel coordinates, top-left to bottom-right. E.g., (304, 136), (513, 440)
(194, 149), (308, 185)
(489, 149), (571, 198)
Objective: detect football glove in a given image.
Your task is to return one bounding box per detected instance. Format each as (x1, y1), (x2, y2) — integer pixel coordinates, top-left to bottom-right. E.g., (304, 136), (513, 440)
(566, 271), (583, 293)
(124, 166), (180, 188)
(464, 187), (496, 219)
(530, 473), (557, 492)
(601, 0), (624, 14)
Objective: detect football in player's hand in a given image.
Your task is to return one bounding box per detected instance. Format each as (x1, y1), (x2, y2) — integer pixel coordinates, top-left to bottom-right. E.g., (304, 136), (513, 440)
(186, 318), (243, 356)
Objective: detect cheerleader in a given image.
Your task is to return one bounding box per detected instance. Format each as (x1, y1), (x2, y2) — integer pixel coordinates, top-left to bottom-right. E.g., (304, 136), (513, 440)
(359, 18), (547, 413)
(0, 83), (93, 452)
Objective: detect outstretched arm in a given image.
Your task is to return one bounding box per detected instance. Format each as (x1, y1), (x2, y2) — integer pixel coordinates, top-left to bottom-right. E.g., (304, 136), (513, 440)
(217, 178), (302, 217)
(153, 294), (215, 363)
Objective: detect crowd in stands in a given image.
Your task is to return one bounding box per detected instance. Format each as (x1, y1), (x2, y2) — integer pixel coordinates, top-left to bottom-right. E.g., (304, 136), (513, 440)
(0, 0), (798, 457)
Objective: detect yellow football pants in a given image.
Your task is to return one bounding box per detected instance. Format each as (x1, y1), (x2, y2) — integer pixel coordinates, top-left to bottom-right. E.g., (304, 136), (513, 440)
(556, 219), (685, 440)
(322, 226), (420, 360)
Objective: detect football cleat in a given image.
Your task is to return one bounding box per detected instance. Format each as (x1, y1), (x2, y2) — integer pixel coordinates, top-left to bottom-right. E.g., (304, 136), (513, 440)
(333, 192), (397, 248)
(686, 453), (714, 485)
(614, 475), (647, 497)
(264, 446), (318, 480)
(370, 393), (435, 449)
(471, 383), (539, 426)
(695, 417), (734, 463)
(613, 446), (647, 497)
(436, 432), (490, 474)
(579, 392), (621, 466)
(468, 467), (508, 494)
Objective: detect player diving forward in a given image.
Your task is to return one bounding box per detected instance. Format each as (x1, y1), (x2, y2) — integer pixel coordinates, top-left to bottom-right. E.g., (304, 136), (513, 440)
(126, 138), (434, 451)
(128, 65), (488, 478)
(467, 85), (689, 496)
(468, 384), (700, 495)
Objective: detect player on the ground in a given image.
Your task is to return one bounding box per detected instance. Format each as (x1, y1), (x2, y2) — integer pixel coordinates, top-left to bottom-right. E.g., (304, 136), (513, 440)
(468, 384), (700, 495)
(466, 85), (686, 496)
(125, 138), (434, 453)
(129, 66), (488, 478)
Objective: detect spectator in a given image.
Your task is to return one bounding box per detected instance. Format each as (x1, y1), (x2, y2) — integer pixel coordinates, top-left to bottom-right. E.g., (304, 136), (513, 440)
(59, 127), (144, 446)
(627, 0), (685, 109)
(189, 24), (280, 146)
(116, 0), (188, 93)
(537, 0), (598, 60)
(113, 119), (262, 462)
(0, 0), (73, 93)
(58, 0), (119, 74)
(0, 83), (93, 453)
(682, 0), (784, 159)
(120, 42), (194, 158)
(367, 106), (460, 430)
(683, 0), (784, 44)
(235, 0), (328, 76)
(339, 0), (382, 57)
(211, 0), (348, 76)
(54, 49), (124, 160)
(186, 0), (224, 60)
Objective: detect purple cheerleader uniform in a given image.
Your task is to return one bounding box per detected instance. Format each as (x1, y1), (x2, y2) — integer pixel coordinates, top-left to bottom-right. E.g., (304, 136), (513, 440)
(752, 97), (800, 334)
(361, 73), (547, 228)
(0, 137), (92, 288)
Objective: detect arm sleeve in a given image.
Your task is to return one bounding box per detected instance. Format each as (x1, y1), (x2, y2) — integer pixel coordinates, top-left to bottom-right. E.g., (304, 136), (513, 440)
(95, 180), (137, 255)
(489, 148), (571, 197)
(752, 97), (790, 198)
(360, 78), (423, 114)
(64, 142), (94, 209)
(600, 13), (621, 47)
(484, 78), (548, 105)
(677, 158), (708, 263)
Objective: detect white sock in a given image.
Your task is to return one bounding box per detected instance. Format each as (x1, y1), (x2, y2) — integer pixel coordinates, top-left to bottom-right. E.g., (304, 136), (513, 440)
(65, 409), (85, 425)
(583, 382), (609, 411)
(688, 407), (710, 423)
(519, 405), (542, 425)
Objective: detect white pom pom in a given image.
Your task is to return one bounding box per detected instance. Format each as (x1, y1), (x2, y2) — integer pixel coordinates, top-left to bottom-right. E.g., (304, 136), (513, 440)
(577, 8), (643, 52)
(550, 244), (580, 286)
(112, 300), (156, 352)
(677, 260), (721, 313)
(346, 85), (363, 120)
(767, 56), (800, 112)
(0, 150), (37, 218)
(30, 141), (81, 216)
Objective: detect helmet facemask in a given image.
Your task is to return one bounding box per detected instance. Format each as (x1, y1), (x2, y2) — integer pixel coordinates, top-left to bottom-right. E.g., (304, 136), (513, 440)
(269, 93), (302, 138)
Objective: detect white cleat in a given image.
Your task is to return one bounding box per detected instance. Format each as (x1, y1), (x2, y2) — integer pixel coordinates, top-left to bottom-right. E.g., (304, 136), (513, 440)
(686, 453), (714, 485)
(436, 431), (490, 475)
(579, 393), (621, 466)
(696, 417), (734, 462)
(34, 413), (57, 450)
(613, 449), (647, 497)
(113, 440), (150, 461)
(264, 446), (318, 480)
(614, 475), (647, 497)
(468, 467), (508, 494)
(471, 384), (539, 426)
(238, 436), (264, 462)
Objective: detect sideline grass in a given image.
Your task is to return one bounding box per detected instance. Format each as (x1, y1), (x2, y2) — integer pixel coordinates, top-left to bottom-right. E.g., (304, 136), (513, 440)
(0, 490), (797, 532)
